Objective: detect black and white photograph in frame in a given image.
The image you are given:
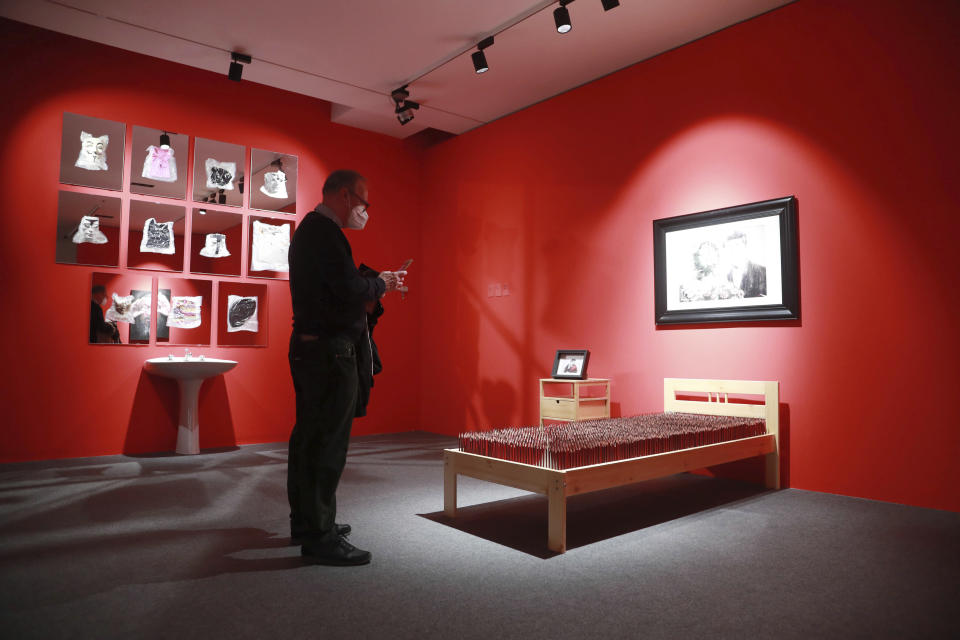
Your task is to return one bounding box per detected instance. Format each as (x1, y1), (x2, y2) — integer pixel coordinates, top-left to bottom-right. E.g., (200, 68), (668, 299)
(551, 349), (590, 380)
(653, 196), (799, 325)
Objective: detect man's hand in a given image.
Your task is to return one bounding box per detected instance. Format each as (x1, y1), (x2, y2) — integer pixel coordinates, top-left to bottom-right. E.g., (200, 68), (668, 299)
(378, 270), (407, 293)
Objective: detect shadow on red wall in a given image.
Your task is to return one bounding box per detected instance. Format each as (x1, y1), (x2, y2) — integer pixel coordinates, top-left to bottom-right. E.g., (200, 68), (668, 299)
(698, 402), (791, 488)
(197, 376), (238, 450)
(124, 371), (237, 454)
(124, 372), (177, 454)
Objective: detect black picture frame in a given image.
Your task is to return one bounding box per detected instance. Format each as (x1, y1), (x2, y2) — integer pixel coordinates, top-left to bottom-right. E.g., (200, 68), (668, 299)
(552, 349), (590, 379)
(653, 196), (799, 325)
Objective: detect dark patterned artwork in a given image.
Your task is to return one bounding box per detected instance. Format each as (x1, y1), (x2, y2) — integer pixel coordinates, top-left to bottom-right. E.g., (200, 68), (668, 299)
(140, 217), (175, 254)
(205, 158), (236, 190)
(227, 295), (258, 332)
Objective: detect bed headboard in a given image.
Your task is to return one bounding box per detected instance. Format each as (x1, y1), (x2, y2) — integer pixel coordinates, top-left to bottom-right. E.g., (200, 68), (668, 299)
(664, 378), (780, 488)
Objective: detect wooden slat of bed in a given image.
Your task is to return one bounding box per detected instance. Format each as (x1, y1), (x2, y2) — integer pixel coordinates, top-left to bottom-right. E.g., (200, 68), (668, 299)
(443, 450), (559, 497)
(667, 401), (767, 419)
(563, 434), (775, 495)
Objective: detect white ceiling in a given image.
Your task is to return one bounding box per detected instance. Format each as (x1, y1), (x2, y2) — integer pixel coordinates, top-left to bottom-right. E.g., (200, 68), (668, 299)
(2, 0), (793, 138)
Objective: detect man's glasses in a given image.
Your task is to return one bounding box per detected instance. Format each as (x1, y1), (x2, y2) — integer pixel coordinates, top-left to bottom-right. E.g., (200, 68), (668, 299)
(349, 190), (370, 214)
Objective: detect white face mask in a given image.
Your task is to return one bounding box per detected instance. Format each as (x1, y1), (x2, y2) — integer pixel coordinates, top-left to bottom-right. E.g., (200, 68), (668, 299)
(345, 205), (368, 230)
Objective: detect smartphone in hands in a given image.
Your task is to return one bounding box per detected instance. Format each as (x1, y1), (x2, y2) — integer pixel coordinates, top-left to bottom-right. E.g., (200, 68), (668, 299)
(396, 259), (413, 298)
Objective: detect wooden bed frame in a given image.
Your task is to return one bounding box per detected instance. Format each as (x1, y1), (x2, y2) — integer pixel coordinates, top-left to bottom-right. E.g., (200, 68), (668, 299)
(443, 378), (779, 553)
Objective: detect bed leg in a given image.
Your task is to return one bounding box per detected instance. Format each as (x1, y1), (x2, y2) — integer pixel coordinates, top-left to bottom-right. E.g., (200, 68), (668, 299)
(547, 478), (567, 554)
(444, 454), (458, 518)
(765, 452), (780, 490)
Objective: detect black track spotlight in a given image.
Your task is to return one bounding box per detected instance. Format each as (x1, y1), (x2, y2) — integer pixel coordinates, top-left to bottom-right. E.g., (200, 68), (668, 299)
(471, 50), (488, 74)
(395, 100), (420, 125)
(555, 1), (573, 33)
(473, 35), (495, 74)
(601, 0), (620, 10)
(391, 85), (421, 125)
(228, 51), (252, 81)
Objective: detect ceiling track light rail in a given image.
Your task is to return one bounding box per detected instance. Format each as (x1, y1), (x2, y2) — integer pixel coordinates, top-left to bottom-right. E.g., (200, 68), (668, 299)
(392, 1), (621, 123)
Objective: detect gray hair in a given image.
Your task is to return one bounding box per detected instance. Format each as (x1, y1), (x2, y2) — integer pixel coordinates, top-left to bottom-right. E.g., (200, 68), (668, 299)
(322, 169), (365, 196)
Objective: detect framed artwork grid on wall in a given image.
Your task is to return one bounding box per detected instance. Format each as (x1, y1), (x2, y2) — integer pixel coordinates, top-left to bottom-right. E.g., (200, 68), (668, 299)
(58, 112), (299, 345)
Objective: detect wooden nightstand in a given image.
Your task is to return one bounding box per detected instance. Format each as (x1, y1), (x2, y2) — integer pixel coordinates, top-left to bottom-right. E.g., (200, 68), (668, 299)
(539, 378), (610, 426)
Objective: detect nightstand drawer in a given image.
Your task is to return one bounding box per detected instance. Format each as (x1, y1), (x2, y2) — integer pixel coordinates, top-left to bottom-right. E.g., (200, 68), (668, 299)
(541, 397), (577, 419)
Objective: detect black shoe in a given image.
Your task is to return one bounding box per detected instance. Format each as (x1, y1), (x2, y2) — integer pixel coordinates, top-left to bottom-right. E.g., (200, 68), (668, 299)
(290, 523), (351, 545)
(301, 537), (371, 566)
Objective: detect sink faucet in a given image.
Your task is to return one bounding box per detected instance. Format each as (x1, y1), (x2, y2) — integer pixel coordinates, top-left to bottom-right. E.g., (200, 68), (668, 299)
(184, 349), (192, 359)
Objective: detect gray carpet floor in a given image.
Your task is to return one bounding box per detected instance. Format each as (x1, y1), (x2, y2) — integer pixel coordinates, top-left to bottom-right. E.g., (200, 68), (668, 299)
(0, 431), (957, 639)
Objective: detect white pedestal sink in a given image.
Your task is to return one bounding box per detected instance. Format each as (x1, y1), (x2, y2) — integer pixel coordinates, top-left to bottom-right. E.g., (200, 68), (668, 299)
(144, 357), (238, 455)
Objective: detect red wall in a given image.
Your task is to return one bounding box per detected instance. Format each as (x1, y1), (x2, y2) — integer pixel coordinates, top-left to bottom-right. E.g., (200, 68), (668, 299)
(0, 18), (422, 461)
(1, 1), (958, 513)
(418, 0), (960, 511)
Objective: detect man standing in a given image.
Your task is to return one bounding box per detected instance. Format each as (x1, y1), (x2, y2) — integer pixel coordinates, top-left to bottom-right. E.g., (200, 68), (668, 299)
(287, 170), (404, 566)
(90, 284), (118, 343)
(724, 231), (767, 299)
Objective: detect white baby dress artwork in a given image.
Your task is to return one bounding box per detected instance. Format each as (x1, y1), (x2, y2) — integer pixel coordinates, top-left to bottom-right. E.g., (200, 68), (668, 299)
(75, 132), (109, 171)
(140, 218), (175, 255)
(72, 216), (108, 244)
(142, 145), (177, 182)
(157, 291), (171, 318)
(199, 233), (230, 258)
(167, 296), (202, 329)
(129, 293), (151, 321)
(260, 169), (288, 199)
(227, 295), (258, 333)
(205, 158), (236, 190)
(105, 293), (135, 323)
(250, 220), (289, 272)
(106, 292), (150, 324)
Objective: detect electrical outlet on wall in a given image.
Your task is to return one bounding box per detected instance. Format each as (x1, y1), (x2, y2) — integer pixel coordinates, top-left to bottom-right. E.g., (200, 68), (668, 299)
(488, 282), (511, 298)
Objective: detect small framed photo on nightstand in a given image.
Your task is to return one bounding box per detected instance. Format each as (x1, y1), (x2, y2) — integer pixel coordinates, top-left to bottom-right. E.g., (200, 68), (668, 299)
(552, 349), (590, 380)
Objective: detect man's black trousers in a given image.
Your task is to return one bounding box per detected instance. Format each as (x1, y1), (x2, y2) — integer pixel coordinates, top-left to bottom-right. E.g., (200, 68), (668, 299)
(287, 333), (359, 543)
